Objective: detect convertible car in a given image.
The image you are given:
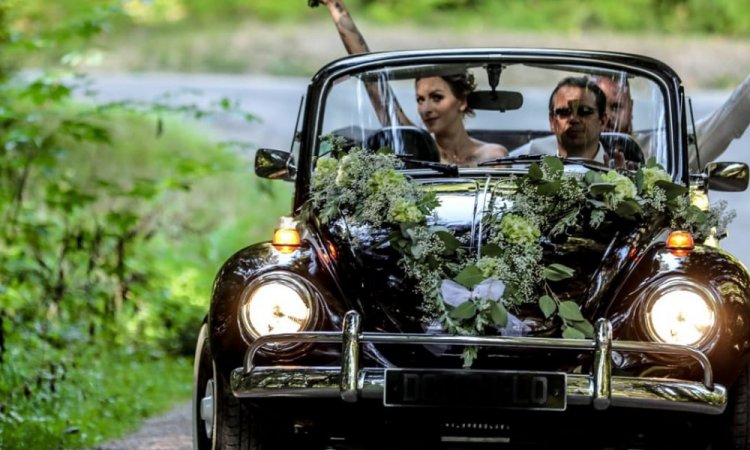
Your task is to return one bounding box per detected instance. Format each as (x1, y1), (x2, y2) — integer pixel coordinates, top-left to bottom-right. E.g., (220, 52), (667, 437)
(193, 49), (750, 449)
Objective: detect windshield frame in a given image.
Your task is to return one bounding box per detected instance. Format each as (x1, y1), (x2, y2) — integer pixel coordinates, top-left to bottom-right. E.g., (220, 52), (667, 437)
(294, 49), (686, 211)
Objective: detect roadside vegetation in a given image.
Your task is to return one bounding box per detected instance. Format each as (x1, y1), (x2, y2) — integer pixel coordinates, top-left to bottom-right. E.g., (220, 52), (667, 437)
(0, 3), (291, 448)
(0, 0), (748, 448)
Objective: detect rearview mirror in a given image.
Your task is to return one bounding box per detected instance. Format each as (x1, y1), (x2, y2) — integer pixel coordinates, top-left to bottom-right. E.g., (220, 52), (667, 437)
(467, 90), (523, 112)
(705, 162), (749, 192)
(255, 148), (295, 181)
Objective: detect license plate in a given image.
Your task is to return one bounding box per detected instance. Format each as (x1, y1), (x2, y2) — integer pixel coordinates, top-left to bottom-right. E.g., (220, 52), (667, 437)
(384, 369), (566, 410)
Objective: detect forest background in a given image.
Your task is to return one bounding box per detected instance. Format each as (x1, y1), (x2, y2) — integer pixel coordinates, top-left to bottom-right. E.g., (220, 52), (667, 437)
(1, 0), (749, 448)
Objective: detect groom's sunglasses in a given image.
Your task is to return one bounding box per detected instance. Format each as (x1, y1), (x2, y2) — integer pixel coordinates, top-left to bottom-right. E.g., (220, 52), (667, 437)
(553, 105), (597, 119)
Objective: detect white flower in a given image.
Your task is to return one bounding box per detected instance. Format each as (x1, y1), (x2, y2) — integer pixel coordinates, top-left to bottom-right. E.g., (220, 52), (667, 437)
(440, 278), (505, 307)
(641, 166), (672, 195)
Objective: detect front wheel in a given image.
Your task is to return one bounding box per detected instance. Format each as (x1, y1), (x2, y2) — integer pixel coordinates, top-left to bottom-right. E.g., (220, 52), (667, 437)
(193, 323), (254, 450)
(711, 359), (750, 450)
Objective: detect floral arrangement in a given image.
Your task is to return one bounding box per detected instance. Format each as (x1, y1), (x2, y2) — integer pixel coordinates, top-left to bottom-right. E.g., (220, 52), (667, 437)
(308, 138), (734, 366)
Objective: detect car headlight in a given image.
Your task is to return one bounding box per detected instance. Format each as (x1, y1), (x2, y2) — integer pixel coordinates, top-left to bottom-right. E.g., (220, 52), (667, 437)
(239, 273), (314, 341)
(644, 279), (717, 347)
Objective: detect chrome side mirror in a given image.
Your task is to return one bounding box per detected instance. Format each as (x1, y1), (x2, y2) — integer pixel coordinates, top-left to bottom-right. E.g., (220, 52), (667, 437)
(254, 148), (296, 181)
(705, 162), (749, 192)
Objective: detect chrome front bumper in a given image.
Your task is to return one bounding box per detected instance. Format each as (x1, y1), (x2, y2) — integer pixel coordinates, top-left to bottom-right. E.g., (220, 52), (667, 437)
(230, 311), (727, 415)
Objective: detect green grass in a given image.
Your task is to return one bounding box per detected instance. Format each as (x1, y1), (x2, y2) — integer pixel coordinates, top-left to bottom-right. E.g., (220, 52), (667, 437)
(0, 345), (192, 449)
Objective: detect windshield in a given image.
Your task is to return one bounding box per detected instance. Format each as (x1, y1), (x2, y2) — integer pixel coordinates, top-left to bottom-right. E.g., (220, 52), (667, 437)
(315, 59), (670, 171)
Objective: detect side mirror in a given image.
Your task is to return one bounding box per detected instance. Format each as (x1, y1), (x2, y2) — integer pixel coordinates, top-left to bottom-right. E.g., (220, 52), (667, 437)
(255, 148), (296, 181)
(705, 162), (749, 192)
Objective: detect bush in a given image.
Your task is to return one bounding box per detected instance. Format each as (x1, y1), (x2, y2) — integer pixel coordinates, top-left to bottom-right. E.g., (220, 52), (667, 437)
(0, 4), (293, 447)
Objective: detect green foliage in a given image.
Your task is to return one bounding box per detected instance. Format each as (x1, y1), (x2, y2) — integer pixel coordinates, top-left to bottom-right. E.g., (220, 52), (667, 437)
(0, 4), (294, 447)
(0, 346), (192, 449)
(308, 143), (732, 366)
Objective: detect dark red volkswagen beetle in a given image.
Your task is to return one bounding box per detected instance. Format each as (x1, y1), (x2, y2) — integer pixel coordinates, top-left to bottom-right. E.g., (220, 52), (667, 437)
(193, 48), (750, 450)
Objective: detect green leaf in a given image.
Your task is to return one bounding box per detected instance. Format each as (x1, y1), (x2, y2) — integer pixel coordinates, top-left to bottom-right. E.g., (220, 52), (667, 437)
(685, 205), (708, 224)
(454, 265), (485, 289)
(588, 182), (615, 195)
(410, 242), (424, 259)
(543, 156), (564, 175)
(481, 243), (503, 257)
(584, 170), (601, 185)
(614, 198), (642, 220)
(571, 319), (595, 338)
(435, 230), (461, 254)
(558, 301), (585, 322)
(528, 162), (543, 181)
(449, 301), (477, 319)
(490, 302), (508, 327)
(539, 295), (557, 318)
(635, 169), (644, 193)
(536, 180), (561, 195)
(543, 263), (575, 281)
(654, 180), (688, 199)
(562, 327), (586, 339)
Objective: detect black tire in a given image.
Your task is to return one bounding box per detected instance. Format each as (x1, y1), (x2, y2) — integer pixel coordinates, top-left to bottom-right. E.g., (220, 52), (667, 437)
(711, 360), (750, 450)
(192, 323), (254, 450)
(728, 361), (750, 450)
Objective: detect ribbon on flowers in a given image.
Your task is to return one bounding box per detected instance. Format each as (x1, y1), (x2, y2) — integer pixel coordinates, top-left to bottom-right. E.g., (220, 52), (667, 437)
(440, 277), (529, 336)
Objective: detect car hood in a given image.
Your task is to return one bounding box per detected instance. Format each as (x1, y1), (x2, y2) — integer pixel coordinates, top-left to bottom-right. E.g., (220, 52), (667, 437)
(318, 177), (651, 338)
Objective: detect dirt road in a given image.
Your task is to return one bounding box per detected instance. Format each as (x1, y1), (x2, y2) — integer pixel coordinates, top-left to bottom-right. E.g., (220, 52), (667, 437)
(91, 402), (192, 450)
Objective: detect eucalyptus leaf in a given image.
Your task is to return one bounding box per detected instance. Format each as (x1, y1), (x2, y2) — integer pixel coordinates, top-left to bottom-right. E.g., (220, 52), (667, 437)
(558, 301), (585, 321)
(435, 230), (461, 254)
(571, 319), (595, 338)
(615, 198), (642, 220)
(490, 302), (508, 327)
(543, 156), (564, 175)
(635, 169), (644, 193)
(686, 205), (708, 224)
(589, 182), (615, 195)
(528, 162), (543, 181)
(584, 170), (601, 185)
(481, 243), (503, 257)
(654, 180), (688, 199)
(454, 264), (485, 289)
(539, 295), (557, 318)
(562, 326), (586, 339)
(543, 263), (575, 281)
(536, 180), (561, 195)
(450, 301), (477, 319)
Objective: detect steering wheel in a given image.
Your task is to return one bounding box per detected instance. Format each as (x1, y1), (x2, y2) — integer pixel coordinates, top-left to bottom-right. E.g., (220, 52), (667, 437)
(600, 132), (645, 168)
(366, 126), (440, 164)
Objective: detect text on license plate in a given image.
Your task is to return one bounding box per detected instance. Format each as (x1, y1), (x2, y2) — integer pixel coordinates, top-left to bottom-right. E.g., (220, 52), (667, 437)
(384, 369), (566, 410)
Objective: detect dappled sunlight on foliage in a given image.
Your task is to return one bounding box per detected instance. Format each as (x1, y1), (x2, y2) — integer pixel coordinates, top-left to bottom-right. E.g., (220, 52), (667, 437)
(0, 4), (292, 448)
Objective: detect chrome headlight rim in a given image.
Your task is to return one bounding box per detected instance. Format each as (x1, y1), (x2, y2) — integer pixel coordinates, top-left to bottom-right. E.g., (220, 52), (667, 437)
(643, 277), (719, 350)
(237, 271), (319, 351)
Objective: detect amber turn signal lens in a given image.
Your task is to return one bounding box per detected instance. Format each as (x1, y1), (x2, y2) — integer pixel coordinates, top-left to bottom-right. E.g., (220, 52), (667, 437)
(666, 230), (694, 250)
(272, 217), (301, 252)
(273, 228), (301, 246)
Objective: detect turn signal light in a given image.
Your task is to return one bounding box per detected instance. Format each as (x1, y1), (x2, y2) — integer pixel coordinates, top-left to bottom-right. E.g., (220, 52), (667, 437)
(666, 230), (694, 256)
(272, 217), (301, 252)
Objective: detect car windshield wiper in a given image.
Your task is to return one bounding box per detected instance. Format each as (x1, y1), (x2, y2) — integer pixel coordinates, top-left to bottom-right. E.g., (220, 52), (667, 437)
(479, 154), (609, 172)
(478, 154), (545, 166)
(396, 155), (459, 177)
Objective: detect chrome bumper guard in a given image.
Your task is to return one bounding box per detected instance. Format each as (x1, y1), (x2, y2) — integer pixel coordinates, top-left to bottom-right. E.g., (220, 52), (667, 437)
(230, 311), (727, 415)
